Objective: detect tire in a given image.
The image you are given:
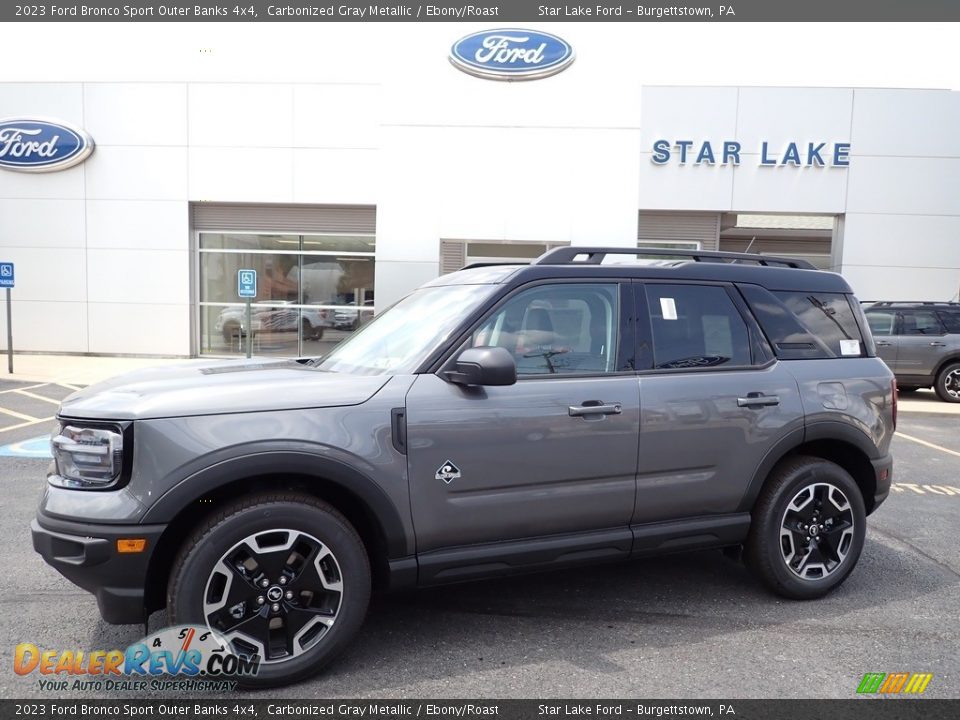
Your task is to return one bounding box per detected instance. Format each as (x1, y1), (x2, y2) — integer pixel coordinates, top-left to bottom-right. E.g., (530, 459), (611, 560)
(934, 362), (960, 403)
(744, 455), (866, 600)
(222, 324), (240, 344)
(167, 492), (371, 688)
(302, 320), (324, 341)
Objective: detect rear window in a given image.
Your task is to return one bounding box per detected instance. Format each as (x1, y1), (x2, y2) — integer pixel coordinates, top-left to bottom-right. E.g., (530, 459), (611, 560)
(739, 285), (866, 359)
(936, 310), (960, 334)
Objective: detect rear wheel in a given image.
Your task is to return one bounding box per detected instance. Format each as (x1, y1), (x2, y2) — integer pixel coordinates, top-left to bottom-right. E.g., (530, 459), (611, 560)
(168, 492), (370, 687)
(934, 362), (960, 403)
(745, 456), (866, 600)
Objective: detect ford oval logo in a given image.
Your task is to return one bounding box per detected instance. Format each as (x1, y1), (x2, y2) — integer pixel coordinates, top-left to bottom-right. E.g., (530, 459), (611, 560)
(450, 28), (575, 81)
(0, 117), (94, 173)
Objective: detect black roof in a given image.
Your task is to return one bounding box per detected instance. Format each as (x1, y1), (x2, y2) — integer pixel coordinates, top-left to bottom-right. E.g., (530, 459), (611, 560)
(427, 247), (852, 294)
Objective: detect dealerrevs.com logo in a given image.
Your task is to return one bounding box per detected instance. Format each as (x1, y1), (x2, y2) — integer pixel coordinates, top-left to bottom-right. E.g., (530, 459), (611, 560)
(14, 625), (259, 692)
(856, 672), (933, 694)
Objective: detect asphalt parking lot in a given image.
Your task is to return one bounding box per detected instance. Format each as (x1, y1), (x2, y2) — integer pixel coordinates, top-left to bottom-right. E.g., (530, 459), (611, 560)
(1, 382), (958, 699)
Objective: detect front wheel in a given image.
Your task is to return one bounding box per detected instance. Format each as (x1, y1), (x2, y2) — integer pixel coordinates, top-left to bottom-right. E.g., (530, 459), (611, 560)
(167, 492), (370, 687)
(744, 456), (866, 600)
(934, 362), (960, 403)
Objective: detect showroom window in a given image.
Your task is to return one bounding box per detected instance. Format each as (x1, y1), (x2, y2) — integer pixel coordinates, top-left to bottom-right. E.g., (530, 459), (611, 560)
(198, 233), (375, 357)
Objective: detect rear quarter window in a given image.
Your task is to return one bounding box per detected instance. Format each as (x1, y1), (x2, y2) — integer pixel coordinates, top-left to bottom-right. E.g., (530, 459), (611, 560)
(738, 285), (866, 359)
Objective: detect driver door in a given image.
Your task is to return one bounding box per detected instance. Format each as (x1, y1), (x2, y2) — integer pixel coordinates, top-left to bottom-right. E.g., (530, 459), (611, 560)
(405, 281), (640, 573)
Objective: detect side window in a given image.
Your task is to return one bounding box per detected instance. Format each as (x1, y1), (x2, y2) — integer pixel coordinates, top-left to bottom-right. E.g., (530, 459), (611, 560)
(644, 284), (752, 369)
(865, 310), (896, 337)
(774, 291), (866, 357)
(900, 310), (945, 336)
(937, 311), (960, 334)
(472, 283), (620, 375)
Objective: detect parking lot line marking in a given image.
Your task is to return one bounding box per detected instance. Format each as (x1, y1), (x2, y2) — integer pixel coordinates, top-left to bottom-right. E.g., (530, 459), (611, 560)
(12, 389), (61, 405)
(55, 382), (82, 391)
(895, 431), (960, 459)
(0, 406), (40, 422)
(0, 382), (46, 395)
(0, 416), (53, 433)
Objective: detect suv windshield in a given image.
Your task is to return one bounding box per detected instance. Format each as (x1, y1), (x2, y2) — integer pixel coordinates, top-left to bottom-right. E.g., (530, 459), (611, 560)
(316, 284), (497, 375)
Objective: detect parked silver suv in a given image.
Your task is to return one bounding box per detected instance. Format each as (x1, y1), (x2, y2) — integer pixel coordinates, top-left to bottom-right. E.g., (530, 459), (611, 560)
(863, 301), (960, 402)
(32, 248), (895, 687)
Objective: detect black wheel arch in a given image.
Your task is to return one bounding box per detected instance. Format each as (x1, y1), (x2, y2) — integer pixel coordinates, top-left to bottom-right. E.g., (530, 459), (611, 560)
(739, 422), (882, 517)
(141, 451), (411, 615)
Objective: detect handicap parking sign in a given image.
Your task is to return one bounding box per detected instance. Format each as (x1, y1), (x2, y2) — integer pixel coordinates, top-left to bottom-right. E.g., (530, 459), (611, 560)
(0, 262), (14, 288)
(237, 269), (256, 298)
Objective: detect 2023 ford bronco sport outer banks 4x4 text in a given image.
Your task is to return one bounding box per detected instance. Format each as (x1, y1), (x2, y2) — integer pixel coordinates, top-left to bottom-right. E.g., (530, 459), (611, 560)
(33, 247), (894, 687)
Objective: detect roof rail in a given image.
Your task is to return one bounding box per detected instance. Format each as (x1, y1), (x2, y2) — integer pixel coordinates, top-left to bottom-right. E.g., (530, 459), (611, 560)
(533, 246), (817, 270)
(460, 261), (531, 270)
(862, 300), (960, 307)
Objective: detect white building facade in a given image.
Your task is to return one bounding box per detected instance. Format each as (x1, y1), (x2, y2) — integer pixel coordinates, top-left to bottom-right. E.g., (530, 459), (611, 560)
(1, 31), (958, 357)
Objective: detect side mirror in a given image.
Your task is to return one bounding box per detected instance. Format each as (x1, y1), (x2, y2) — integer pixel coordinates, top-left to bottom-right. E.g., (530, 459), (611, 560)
(445, 346), (517, 387)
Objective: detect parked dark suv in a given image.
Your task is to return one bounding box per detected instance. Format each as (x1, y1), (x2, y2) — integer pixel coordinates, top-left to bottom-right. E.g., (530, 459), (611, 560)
(863, 301), (960, 402)
(32, 248), (895, 687)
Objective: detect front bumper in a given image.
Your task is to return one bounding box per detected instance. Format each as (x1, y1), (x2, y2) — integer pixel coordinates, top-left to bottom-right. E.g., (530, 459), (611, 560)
(870, 453), (893, 514)
(31, 514), (166, 625)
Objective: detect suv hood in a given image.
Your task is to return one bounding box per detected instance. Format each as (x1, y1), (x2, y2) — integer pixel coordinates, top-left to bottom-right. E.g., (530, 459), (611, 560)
(58, 359), (390, 421)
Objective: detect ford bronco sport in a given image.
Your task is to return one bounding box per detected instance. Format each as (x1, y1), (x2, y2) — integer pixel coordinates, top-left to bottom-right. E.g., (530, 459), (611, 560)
(32, 247), (894, 687)
(863, 301), (960, 402)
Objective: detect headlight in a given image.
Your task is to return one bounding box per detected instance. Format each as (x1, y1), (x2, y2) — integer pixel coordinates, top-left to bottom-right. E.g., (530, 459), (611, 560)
(49, 424), (124, 489)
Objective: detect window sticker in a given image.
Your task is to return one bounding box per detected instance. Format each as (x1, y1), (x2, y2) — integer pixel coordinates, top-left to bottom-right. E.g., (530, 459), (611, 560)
(660, 297), (678, 321)
(840, 339), (861, 356)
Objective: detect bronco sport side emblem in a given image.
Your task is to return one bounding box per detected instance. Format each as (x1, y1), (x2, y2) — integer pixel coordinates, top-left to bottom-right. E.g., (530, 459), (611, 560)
(435, 460), (461, 484)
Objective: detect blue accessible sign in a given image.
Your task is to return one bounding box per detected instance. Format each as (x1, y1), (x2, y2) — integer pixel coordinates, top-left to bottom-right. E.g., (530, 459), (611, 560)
(0, 262), (14, 288)
(237, 269), (256, 298)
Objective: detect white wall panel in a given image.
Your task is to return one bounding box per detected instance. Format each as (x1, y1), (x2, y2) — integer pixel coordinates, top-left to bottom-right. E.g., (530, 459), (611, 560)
(846, 157), (960, 216)
(639, 155), (734, 211)
(293, 85), (380, 149)
(86, 200), (189, 250)
(189, 84), (293, 148)
(189, 147), (293, 202)
(88, 302), (190, 355)
(0, 247), (86, 302)
(842, 213), (960, 269)
(731, 162), (848, 213)
(0, 83), (84, 125)
(0, 199), (85, 248)
(736, 87), (853, 150)
(84, 83), (188, 146)
(0, 301), (88, 353)
(87, 249), (189, 304)
(0, 163), (84, 199)
(851, 89), (960, 158)
(85, 146), (188, 200)
(292, 149), (377, 204)
(639, 86), (739, 149)
(842, 265), (960, 303)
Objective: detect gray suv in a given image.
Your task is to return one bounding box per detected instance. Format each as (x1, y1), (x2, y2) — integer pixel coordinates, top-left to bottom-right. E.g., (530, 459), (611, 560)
(863, 301), (960, 402)
(32, 247), (895, 687)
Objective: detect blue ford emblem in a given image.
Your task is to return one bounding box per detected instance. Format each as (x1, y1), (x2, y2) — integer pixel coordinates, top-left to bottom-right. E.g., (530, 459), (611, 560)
(450, 28), (575, 81)
(0, 117), (94, 172)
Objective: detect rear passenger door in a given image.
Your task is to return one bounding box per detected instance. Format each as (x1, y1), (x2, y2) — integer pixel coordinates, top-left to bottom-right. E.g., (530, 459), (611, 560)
(632, 282), (805, 525)
(895, 309), (947, 378)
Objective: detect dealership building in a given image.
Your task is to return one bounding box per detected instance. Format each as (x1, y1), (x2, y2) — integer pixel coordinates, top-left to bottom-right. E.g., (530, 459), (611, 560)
(1, 29), (959, 357)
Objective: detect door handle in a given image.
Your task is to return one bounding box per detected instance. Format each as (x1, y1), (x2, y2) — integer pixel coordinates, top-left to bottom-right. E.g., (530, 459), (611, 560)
(876, 341), (892, 347)
(929, 341), (946, 347)
(569, 401), (622, 417)
(737, 393), (780, 408)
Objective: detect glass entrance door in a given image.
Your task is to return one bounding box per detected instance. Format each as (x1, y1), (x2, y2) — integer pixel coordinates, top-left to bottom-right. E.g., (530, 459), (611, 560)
(198, 233), (375, 357)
